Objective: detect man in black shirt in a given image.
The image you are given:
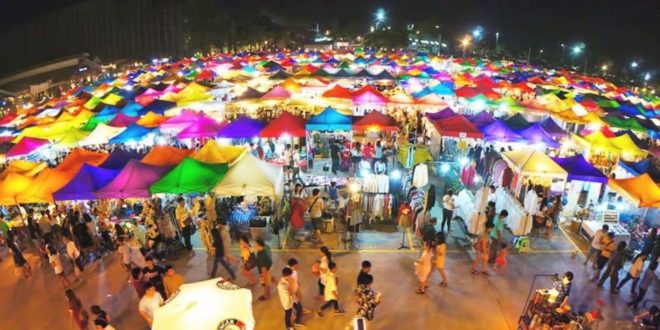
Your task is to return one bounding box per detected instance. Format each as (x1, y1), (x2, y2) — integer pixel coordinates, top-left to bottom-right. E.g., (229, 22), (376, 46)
(210, 222), (236, 280)
(357, 260), (372, 285)
(142, 257), (166, 299)
(329, 139), (341, 174)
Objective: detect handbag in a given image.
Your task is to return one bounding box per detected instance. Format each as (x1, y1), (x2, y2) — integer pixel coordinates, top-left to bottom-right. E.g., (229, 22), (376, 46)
(244, 253), (257, 271)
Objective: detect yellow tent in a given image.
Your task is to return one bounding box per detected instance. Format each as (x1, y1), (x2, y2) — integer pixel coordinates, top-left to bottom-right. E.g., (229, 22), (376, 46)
(102, 93), (123, 105)
(0, 173), (33, 205)
(578, 131), (620, 153)
(0, 160), (47, 180)
(501, 149), (568, 179)
(191, 140), (246, 164)
(397, 143), (434, 168)
(608, 173), (660, 208)
(136, 112), (169, 128)
(213, 153), (283, 197)
(16, 168), (71, 204)
(54, 129), (90, 147)
(281, 78), (302, 93)
(609, 134), (647, 160)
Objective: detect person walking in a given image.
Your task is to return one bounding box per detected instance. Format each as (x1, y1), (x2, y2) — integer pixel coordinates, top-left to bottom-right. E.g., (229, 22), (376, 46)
(175, 197), (195, 255)
(287, 258), (311, 315)
(313, 246), (333, 300)
(306, 189), (325, 244)
(65, 289), (89, 330)
(414, 242), (433, 294)
(90, 305), (111, 325)
(489, 210), (508, 265)
(278, 267), (305, 330)
(629, 261), (659, 309)
(163, 265), (184, 298)
(441, 190), (456, 233)
(239, 236), (258, 286)
(48, 244), (74, 289)
(492, 243), (509, 273)
(130, 267), (148, 299)
(138, 282), (164, 327)
(351, 274), (381, 329)
(142, 257), (166, 299)
(617, 253), (647, 295)
(471, 222), (494, 275)
(584, 224), (609, 267)
(591, 232), (615, 281)
(357, 260), (372, 285)
(210, 222), (236, 280)
(434, 232), (448, 286)
(597, 241), (627, 293)
(421, 217), (437, 248)
(64, 235), (84, 281)
(255, 238), (274, 301)
(7, 234), (31, 279)
(316, 262), (345, 316)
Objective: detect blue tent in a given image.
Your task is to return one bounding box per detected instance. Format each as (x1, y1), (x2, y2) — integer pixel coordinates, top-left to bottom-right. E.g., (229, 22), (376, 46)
(99, 148), (146, 169)
(306, 107), (352, 131)
(53, 164), (120, 201)
(539, 117), (567, 138)
(480, 120), (523, 142)
(120, 102), (143, 116)
(551, 155), (607, 183)
(109, 123), (154, 144)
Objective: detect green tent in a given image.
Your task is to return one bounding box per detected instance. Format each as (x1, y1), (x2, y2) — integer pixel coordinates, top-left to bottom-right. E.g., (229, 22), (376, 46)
(149, 157), (228, 194)
(603, 115), (647, 133)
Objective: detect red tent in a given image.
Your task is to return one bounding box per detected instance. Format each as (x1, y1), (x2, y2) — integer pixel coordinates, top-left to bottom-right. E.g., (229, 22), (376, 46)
(454, 86), (479, 98)
(431, 115), (483, 139)
(260, 112), (307, 137)
(352, 111), (399, 132)
(322, 85), (353, 99)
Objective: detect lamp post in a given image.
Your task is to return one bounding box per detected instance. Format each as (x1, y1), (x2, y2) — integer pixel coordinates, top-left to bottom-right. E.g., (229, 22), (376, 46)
(495, 32), (500, 52)
(374, 8), (386, 30)
(560, 43), (566, 63)
(461, 35), (471, 58)
(630, 61), (638, 81)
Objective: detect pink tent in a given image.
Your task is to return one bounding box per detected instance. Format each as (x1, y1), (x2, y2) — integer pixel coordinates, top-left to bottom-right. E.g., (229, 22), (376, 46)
(352, 85), (387, 105)
(6, 137), (49, 158)
(177, 116), (226, 139)
(260, 86), (292, 100)
(159, 110), (205, 132)
(95, 159), (169, 199)
(108, 113), (139, 127)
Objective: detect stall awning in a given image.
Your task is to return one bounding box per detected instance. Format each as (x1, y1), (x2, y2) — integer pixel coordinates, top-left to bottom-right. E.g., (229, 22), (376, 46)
(352, 111), (399, 132)
(217, 117), (265, 138)
(96, 159), (169, 199)
(141, 146), (193, 167)
(608, 173), (660, 208)
(306, 107), (352, 131)
(260, 112), (307, 138)
(501, 149), (567, 179)
(150, 157), (228, 194)
(53, 164), (120, 201)
(551, 154), (607, 183)
(214, 153), (283, 197)
(191, 140), (245, 164)
(430, 115), (483, 139)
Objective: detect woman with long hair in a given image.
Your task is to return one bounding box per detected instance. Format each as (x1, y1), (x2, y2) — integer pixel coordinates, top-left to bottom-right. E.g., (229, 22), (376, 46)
(415, 242), (433, 294)
(313, 246), (333, 300)
(48, 244), (74, 289)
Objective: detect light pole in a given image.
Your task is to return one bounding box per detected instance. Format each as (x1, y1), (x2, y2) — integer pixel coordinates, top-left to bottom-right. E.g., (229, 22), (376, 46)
(374, 8), (386, 30)
(495, 32), (500, 52)
(461, 35), (471, 58)
(630, 61), (638, 81)
(560, 43), (566, 63)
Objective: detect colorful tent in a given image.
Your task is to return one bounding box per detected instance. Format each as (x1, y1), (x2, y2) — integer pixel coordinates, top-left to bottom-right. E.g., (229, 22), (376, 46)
(538, 117), (567, 138)
(6, 137), (49, 158)
(425, 108), (456, 121)
(501, 149), (567, 179)
(214, 153), (283, 197)
(259, 112), (307, 138)
(54, 129), (90, 147)
(551, 155), (608, 183)
(159, 110), (204, 132)
(56, 148), (109, 174)
(519, 124), (561, 148)
(504, 113), (533, 131)
(618, 159), (660, 183)
(352, 111), (399, 132)
(96, 159), (169, 199)
(480, 120), (522, 142)
(0, 160), (47, 180)
(108, 112), (139, 127)
(191, 140), (245, 164)
(79, 123), (126, 146)
(322, 85), (353, 99)
(260, 86), (292, 100)
(99, 148), (145, 169)
(109, 123), (154, 144)
(136, 112), (169, 128)
(609, 134), (647, 159)
(306, 107), (352, 131)
(608, 173), (660, 208)
(141, 146), (193, 167)
(53, 164), (120, 201)
(150, 157), (228, 194)
(430, 115), (483, 138)
(0, 173), (33, 205)
(397, 143), (434, 168)
(468, 110), (496, 127)
(15, 168), (70, 203)
(217, 117), (265, 138)
(352, 86), (388, 105)
(177, 117), (225, 139)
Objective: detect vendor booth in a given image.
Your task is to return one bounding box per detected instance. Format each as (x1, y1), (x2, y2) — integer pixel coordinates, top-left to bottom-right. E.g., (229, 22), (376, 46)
(551, 155), (608, 217)
(305, 107), (352, 168)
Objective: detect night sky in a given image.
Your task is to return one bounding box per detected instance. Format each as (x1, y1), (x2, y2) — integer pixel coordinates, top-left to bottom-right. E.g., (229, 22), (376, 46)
(2, 0), (658, 69)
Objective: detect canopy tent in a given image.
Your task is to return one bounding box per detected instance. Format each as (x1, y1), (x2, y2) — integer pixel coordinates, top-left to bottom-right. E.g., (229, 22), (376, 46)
(0, 173), (33, 205)
(608, 173), (660, 208)
(99, 148), (146, 169)
(54, 129), (90, 148)
(615, 130), (649, 150)
(150, 157), (228, 194)
(504, 113), (533, 131)
(214, 153), (283, 197)
(191, 140), (245, 164)
(53, 164), (120, 201)
(322, 85), (353, 99)
(109, 123), (155, 144)
(96, 159), (169, 199)
(609, 134), (647, 160)
(480, 120), (523, 142)
(425, 108), (456, 121)
(108, 112), (139, 127)
(141, 146), (193, 167)
(618, 159), (660, 183)
(0, 160), (47, 180)
(152, 279), (255, 330)
(467, 110), (496, 127)
(78, 123), (125, 146)
(15, 168), (70, 203)
(159, 110), (204, 132)
(430, 115), (483, 138)
(501, 149), (568, 194)
(397, 143), (434, 168)
(136, 112), (169, 128)
(352, 85), (388, 105)
(260, 86), (292, 100)
(306, 107), (352, 131)
(519, 124), (561, 148)
(56, 148), (109, 174)
(551, 154), (608, 183)
(177, 117), (225, 139)
(538, 117), (567, 138)
(352, 111), (399, 132)
(6, 137), (49, 158)
(217, 117), (265, 138)
(259, 112), (307, 138)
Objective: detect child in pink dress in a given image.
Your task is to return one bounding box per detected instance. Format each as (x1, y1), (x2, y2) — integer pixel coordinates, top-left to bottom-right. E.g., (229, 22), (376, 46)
(493, 242), (508, 273)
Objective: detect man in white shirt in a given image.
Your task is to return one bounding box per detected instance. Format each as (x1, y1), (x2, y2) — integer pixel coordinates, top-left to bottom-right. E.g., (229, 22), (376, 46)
(584, 224), (609, 268)
(316, 262), (345, 317)
(139, 283), (164, 327)
(441, 190), (456, 233)
(277, 267), (305, 330)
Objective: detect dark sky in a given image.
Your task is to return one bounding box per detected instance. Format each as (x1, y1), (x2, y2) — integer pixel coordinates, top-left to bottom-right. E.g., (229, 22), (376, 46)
(2, 0), (658, 69)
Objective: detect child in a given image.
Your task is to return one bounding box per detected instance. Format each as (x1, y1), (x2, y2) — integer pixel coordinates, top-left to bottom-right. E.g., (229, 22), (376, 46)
(493, 242), (508, 273)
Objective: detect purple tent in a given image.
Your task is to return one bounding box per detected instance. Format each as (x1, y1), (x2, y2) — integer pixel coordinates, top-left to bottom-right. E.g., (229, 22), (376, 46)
(519, 124), (561, 148)
(99, 148), (146, 169)
(480, 120), (523, 142)
(53, 164), (120, 201)
(108, 113), (138, 127)
(425, 107), (456, 121)
(539, 117), (567, 138)
(218, 116), (265, 138)
(551, 155), (607, 183)
(95, 159), (169, 198)
(177, 116), (226, 139)
(468, 110), (496, 127)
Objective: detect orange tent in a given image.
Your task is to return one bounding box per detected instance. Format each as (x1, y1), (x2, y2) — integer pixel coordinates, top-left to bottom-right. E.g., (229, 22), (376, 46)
(608, 173), (660, 208)
(16, 168), (71, 204)
(56, 148), (109, 174)
(136, 112), (169, 128)
(141, 146), (193, 167)
(0, 173), (33, 205)
(322, 85), (353, 99)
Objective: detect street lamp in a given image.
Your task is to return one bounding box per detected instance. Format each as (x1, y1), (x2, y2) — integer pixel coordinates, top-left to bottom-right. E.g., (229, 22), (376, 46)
(374, 8), (386, 29)
(601, 65), (608, 72)
(560, 43), (566, 63)
(461, 35), (471, 58)
(631, 61), (638, 80)
(495, 32), (500, 51)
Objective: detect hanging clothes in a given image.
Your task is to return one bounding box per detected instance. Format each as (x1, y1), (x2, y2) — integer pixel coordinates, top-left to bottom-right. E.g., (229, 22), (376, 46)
(460, 163), (477, 187)
(412, 163), (429, 188)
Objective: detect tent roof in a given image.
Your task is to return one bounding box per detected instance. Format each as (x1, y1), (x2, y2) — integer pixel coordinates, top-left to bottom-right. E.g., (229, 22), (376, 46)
(96, 159), (169, 199)
(217, 117), (265, 138)
(150, 157), (228, 194)
(108, 112), (138, 127)
(618, 159), (660, 183)
(6, 137), (48, 158)
(0, 173), (33, 205)
(109, 124), (154, 144)
(141, 146), (193, 167)
(306, 107), (352, 131)
(551, 154), (607, 183)
(53, 164), (120, 201)
(191, 140), (245, 164)
(259, 112), (307, 138)
(0, 160), (47, 180)
(519, 124), (561, 148)
(608, 173), (660, 208)
(352, 85), (387, 105)
(480, 120), (523, 142)
(15, 168), (70, 203)
(504, 113), (533, 131)
(539, 117), (567, 138)
(136, 112), (169, 128)
(322, 85), (353, 99)
(79, 123), (126, 146)
(430, 115), (483, 139)
(260, 86), (292, 100)
(56, 148), (109, 174)
(501, 149), (567, 178)
(468, 110), (496, 127)
(352, 111), (399, 132)
(609, 134), (647, 158)
(214, 153), (283, 197)
(425, 108), (456, 121)
(177, 117), (225, 139)
(99, 148), (146, 169)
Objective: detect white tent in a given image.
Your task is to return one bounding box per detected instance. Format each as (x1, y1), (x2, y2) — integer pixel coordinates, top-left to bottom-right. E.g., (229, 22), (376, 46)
(214, 152), (283, 197)
(152, 278), (255, 330)
(78, 123), (125, 146)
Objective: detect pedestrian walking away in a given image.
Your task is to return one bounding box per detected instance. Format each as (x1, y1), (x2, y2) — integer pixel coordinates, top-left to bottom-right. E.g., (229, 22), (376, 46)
(317, 262), (345, 316)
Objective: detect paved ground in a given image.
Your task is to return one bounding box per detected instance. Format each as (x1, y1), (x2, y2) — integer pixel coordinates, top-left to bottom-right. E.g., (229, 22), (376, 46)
(0, 230), (653, 330)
